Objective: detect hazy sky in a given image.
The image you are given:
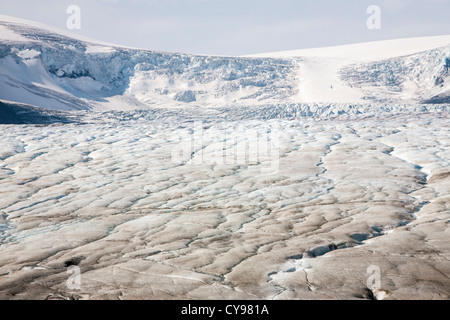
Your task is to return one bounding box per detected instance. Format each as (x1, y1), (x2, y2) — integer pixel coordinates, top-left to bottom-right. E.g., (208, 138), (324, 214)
(2, 0), (450, 56)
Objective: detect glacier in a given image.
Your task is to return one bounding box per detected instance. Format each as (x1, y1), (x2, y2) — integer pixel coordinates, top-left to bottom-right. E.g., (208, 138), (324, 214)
(0, 15), (449, 300)
(0, 15), (297, 111)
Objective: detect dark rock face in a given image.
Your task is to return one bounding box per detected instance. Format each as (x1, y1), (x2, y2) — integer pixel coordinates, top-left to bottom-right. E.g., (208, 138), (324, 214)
(0, 100), (73, 124)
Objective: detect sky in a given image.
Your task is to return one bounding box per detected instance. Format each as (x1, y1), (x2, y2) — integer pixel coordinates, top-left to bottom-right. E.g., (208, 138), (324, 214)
(1, 0), (450, 56)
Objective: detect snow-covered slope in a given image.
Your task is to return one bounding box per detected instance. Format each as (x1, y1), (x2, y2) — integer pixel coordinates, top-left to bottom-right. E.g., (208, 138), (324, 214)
(1, 14), (450, 111)
(0, 15), (297, 111)
(249, 36), (450, 104)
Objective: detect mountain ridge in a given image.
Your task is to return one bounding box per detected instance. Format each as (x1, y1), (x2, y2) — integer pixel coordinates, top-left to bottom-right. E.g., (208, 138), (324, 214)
(1, 15), (450, 111)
